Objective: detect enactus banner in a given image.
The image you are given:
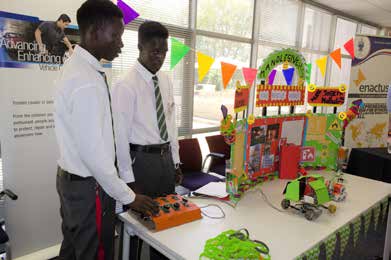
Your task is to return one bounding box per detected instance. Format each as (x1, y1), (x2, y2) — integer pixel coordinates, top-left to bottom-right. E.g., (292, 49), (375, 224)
(345, 35), (391, 148)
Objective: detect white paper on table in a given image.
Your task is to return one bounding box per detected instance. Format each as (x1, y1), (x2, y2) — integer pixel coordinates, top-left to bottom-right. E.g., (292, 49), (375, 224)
(194, 182), (229, 198)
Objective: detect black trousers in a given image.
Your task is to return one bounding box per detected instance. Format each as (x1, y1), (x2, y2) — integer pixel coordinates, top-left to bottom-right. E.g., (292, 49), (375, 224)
(129, 147), (176, 260)
(56, 167), (116, 260)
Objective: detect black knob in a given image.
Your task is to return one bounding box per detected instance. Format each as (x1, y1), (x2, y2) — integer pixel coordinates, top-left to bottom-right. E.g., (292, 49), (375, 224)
(173, 202), (180, 210)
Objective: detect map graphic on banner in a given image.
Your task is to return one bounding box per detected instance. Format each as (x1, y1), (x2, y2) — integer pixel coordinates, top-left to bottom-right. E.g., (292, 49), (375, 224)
(345, 35), (390, 148)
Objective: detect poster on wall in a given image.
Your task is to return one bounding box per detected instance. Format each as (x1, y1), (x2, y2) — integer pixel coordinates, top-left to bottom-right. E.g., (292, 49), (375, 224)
(345, 35), (391, 148)
(302, 114), (342, 170)
(0, 11), (80, 257)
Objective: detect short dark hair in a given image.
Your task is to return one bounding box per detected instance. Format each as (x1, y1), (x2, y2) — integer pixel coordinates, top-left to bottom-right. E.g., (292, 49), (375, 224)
(57, 14), (71, 23)
(138, 21), (169, 45)
(77, 0), (123, 34)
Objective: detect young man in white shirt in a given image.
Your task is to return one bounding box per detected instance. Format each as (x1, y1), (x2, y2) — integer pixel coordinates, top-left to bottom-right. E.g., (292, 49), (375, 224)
(113, 21), (182, 260)
(54, 2), (158, 259)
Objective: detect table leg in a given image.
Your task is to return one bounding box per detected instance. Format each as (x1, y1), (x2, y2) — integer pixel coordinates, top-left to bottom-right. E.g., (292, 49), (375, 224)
(122, 224), (130, 260)
(384, 202), (391, 260)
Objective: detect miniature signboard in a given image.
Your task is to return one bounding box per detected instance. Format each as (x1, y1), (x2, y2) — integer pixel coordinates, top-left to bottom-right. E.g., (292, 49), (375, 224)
(256, 85), (305, 107)
(307, 84), (347, 107)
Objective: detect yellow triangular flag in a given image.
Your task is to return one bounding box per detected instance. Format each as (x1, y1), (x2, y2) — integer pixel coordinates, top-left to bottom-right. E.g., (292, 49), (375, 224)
(315, 56), (328, 77)
(197, 52), (215, 82)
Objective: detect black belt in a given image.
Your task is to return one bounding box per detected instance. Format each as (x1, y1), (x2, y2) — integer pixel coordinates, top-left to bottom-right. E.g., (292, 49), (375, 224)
(129, 143), (171, 154)
(58, 168), (93, 182)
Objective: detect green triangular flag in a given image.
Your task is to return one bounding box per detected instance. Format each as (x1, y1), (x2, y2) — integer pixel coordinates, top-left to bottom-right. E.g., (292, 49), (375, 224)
(325, 234), (337, 260)
(339, 224), (350, 257)
(306, 244), (320, 260)
(364, 211), (372, 237)
(353, 218), (361, 247)
(374, 204), (381, 230)
(306, 63), (312, 84)
(170, 38), (190, 70)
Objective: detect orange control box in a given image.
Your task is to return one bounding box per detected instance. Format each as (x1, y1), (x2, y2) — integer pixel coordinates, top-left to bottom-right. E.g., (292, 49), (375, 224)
(134, 194), (202, 231)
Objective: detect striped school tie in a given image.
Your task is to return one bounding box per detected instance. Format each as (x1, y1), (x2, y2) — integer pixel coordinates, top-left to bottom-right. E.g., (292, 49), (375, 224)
(152, 75), (168, 141)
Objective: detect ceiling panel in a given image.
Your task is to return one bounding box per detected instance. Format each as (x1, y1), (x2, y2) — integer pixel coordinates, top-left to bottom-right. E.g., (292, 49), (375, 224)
(313, 0), (391, 27)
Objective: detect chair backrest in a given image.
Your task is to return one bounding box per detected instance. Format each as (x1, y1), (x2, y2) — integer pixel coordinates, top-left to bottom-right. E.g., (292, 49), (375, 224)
(205, 135), (231, 170)
(179, 138), (203, 172)
(206, 135), (231, 157)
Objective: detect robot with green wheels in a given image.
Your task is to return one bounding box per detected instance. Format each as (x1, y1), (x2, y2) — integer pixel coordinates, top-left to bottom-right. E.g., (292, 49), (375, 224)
(281, 174), (337, 221)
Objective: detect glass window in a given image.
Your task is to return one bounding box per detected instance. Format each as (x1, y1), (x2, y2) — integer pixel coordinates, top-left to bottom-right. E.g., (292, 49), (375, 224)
(197, 0), (254, 38)
(334, 18), (357, 55)
(259, 0), (300, 46)
(302, 6), (332, 51)
(360, 24), (378, 35)
(257, 45), (278, 68)
(123, 0), (189, 27)
(329, 58), (352, 112)
(193, 36), (251, 129)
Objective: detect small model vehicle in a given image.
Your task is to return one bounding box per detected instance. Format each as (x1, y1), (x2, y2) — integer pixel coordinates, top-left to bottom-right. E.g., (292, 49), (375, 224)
(281, 174), (337, 221)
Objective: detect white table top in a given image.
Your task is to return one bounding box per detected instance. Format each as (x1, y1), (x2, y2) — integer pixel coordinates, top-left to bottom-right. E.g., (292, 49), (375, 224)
(119, 172), (391, 260)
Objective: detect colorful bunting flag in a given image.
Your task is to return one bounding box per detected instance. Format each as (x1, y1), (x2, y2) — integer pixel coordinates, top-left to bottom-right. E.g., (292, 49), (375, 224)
(354, 68), (366, 86)
(117, 0), (139, 25)
(268, 69), (277, 85)
(170, 38), (190, 70)
(220, 62), (237, 89)
(315, 56), (328, 77)
(306, 63), (312, 84)
(330, 48), (342, 69)
(282, 67), (295, 85)
(242, 67), (258, 87)
(197, 52), (214, 82)
(344, 38), (355, 59)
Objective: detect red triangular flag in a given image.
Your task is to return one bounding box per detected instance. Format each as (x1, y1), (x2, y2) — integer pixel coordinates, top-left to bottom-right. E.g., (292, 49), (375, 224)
(221, 62), (237, 89)
(330, 48), (342, 69)
(344, 38), (355, 59)
(242, 67), (258, 87)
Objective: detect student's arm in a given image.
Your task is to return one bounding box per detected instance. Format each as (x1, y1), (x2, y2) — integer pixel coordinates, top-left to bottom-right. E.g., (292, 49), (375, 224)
(69, 84), (135, 204)
(63, 36), (73, 55)
(167, 78), (180, 165)
(112, 80), (136, 184)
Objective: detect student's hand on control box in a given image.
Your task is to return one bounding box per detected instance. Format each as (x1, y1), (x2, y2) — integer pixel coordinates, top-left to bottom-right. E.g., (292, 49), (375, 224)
(126, 194), (159, 216)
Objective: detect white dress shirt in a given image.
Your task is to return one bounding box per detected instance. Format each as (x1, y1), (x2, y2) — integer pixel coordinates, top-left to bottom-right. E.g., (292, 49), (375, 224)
(54, 45), (135, 205)
(113, 60), (180, 182)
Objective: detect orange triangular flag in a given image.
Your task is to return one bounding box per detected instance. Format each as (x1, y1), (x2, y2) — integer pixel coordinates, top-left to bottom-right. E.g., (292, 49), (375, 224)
(330, 48), (342, 69)
(354, 69), (366, 86)
(220, 62), (237, 89)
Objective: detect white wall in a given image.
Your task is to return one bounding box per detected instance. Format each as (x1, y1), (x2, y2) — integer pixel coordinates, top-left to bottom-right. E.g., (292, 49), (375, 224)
(0, 1), (84, 258)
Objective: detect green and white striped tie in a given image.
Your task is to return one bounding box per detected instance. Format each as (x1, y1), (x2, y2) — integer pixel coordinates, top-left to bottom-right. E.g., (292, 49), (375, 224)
(152, 76), (168, 141)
